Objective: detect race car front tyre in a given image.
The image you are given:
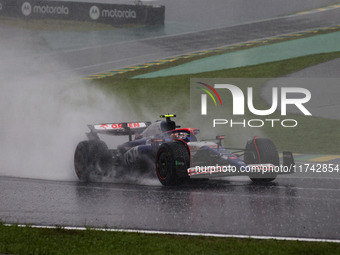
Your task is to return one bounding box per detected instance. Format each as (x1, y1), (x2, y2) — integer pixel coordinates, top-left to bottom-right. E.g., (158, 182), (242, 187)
(74, 140), (112, 182)
(156, 141), (190, 186)
(245, 137), (279, 183)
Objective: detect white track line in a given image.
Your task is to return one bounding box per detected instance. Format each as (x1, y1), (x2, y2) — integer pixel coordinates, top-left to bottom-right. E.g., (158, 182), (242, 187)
(4, 224), (340, 243)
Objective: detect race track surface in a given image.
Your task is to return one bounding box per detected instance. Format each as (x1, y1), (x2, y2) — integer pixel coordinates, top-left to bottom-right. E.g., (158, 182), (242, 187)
(4, 4), (340, 77)
(54, 7), (340, 76)
(1, 175), (339, 239)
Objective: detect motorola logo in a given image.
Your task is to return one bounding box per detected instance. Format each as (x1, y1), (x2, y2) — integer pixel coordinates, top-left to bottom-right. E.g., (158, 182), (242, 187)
(21, 2), (32, 16)
(89, 5), (100, 20)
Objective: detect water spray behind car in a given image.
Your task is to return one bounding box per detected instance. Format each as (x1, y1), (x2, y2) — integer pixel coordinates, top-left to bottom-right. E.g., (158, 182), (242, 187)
(0, 28), (141, 182)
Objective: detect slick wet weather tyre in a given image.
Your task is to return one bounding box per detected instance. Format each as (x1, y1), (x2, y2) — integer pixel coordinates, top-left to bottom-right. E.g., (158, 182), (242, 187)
(74, 140), (111, 182)
(245, 137), (279, 183)
(156, 141), (190, 186)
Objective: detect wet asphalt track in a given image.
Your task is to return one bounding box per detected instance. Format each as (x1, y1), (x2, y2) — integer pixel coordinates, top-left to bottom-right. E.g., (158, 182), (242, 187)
(1, 174), (339, 239)
(1, 1), (340, 240)
(3, 1), (340, 76)
(54, 7), (340, 76)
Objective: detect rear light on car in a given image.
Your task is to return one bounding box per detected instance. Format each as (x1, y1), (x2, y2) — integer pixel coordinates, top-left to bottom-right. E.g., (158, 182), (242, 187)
(151, 139), (165, 143)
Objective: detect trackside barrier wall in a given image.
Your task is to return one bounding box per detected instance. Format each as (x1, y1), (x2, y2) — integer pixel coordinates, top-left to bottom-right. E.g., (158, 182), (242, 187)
(0, 0), (165, 25)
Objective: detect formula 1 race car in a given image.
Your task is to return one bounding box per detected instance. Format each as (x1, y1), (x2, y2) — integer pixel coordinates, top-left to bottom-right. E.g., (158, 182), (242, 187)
(74, 114), (295, 185)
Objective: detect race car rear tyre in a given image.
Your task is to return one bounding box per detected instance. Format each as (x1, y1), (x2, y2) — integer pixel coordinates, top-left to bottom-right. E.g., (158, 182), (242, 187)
(74, 140), (112, 182)
(245, 137), (279, 183)
(156, 141), (190, 186)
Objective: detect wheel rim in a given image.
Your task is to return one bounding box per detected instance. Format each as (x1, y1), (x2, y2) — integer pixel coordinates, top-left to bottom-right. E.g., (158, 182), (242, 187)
(157, 150), (169, 180)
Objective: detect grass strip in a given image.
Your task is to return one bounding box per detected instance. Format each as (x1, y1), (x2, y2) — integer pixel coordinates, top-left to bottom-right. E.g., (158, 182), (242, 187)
(1, 224), (339, 255)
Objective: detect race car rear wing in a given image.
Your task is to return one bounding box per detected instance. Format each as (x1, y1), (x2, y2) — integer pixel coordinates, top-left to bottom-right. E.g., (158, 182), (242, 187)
(86, 122), (151, 141)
